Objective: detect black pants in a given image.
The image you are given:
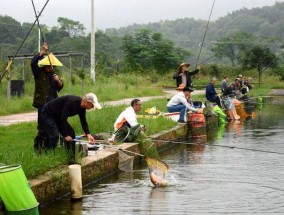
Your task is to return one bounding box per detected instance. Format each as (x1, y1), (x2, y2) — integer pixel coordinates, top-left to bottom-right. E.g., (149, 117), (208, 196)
(209, 96), (222, 108)
(34, 106), (48, 153)
(42, 107), (75, 154)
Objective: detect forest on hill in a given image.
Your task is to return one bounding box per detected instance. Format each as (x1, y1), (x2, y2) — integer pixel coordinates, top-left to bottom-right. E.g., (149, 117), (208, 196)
(0, 2), (283, 76)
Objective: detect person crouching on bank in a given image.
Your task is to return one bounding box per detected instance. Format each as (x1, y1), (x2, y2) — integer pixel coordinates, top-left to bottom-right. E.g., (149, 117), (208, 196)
(167, 87), (203, 124)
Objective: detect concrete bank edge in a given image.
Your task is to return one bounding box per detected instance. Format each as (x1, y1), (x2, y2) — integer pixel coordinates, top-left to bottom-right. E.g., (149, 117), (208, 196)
(30, 124), (187, 204)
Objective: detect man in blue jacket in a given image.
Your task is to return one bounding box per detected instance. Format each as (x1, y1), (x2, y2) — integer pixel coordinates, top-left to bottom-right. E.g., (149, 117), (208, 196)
(205, 77), (222, 108)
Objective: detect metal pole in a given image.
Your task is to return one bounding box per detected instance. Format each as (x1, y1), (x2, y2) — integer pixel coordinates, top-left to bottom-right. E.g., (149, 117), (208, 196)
(90, 0), (95, 83)
(22, 60), (25, 81)
(70, 55), (72, 93)
(38, 27), (41, 52)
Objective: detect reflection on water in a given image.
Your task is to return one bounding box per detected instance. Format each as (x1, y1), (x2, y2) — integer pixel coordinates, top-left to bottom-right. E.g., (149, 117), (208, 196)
(40, 99), (284, 214)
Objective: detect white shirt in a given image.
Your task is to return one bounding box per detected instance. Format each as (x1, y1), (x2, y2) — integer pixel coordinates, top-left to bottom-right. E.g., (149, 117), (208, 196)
(167, 92), (197, 112)
(114, 106), (138, 131)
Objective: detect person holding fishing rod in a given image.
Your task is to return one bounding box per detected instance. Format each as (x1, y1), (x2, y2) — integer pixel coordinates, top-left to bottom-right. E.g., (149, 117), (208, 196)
(173, 63), (201, 88)
(31, 42), (64, 153)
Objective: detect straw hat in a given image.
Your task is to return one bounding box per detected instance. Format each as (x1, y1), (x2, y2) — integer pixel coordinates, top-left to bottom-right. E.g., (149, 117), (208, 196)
(38, 53), (63, 67)
(176, 84), (186, 90)
(179, 63), (190, 69)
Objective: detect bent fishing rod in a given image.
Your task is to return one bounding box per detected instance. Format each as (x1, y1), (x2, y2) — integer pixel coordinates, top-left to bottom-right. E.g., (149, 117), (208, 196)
(31, 0), (55, 71)
(0, 0), (50, 83)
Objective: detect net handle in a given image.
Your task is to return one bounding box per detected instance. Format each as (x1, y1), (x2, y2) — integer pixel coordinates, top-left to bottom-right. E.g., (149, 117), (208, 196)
(75, 140), (144, 157)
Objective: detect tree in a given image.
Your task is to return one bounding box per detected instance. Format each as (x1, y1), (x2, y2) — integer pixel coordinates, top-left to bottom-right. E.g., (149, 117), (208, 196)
(122, 29), (190, 73)
(57, 17), (86, 38)
(211, 32), (255, 66)
(242, 45), (278, 87)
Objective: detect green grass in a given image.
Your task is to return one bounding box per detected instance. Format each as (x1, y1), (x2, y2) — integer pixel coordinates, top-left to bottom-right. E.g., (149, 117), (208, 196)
(1, 68), (284, 116)
(0, 99), (176, 179)
(0, 73), (163, 116)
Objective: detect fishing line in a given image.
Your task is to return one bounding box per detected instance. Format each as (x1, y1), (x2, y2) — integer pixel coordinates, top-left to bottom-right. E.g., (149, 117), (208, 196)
(195, 0), (216, 68)
(155, 139), (284, 155)
(0, 0), (50, 82)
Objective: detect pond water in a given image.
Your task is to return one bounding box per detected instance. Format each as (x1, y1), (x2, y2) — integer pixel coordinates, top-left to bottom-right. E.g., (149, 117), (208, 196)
(39, 98), (284, 214)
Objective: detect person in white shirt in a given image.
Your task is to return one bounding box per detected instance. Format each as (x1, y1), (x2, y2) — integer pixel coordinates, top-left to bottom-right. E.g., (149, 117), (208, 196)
(113, 99), (145, 142)
(167, 87), (202, 124)
(114, 99), (141, 131)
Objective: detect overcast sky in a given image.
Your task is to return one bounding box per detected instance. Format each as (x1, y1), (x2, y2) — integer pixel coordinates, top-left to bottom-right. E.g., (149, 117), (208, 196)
(0, 0), (282, 32)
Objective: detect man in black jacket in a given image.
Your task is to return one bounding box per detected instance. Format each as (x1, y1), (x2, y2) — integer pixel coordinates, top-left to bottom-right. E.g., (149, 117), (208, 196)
(41, 93), (102, 157)
(31, 43), (64, 153)
(173, 63), (200, 87)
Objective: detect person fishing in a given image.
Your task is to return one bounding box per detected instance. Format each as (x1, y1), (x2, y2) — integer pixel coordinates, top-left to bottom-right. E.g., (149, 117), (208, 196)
(112, 99), (146, 143)
(167, 87), (203, 124)
(31, 42), (64, 153)
(205, 77), (222, 108)
(41, 93), (102, 162)
(173, 63), (200, 88)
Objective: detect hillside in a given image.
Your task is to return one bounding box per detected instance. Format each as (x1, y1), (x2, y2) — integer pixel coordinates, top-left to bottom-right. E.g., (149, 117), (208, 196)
(105, 2), (284, 63)
(0, 2), (283, 67)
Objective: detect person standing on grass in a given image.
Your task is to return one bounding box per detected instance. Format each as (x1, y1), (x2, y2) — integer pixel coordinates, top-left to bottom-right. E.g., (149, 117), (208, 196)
(167, 87), (203, 124)
(205, 77), (222, 108)
(31, 43), (64, 153)
(173, 63), (200, 88)
(41, 93), (102, 161)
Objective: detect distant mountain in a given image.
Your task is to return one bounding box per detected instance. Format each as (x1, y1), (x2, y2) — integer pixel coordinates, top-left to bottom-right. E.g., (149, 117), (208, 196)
(0, 2), (283, 66)
(105, 2), (284, 63)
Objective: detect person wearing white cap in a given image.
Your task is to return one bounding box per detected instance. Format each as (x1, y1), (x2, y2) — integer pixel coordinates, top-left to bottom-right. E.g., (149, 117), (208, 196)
(31, 43), (64, 153)
(41, 93), (102, 161)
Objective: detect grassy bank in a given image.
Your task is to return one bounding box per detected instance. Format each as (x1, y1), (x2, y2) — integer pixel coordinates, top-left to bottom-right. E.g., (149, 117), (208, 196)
(0, 98), (176, 179)
(0, 73), (163, 116)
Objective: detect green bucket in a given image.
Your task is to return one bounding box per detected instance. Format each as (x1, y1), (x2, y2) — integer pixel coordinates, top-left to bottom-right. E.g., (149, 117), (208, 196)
(257, 96), (263, 103)
(213, 106), (227, 125)
(0, 165), (39, 215)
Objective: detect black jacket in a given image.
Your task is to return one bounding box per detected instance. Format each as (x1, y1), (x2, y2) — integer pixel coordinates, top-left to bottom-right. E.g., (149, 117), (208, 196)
(173, 69), (199, 87)
(42, 95), (90, 137)
(31, 53), (63, 108)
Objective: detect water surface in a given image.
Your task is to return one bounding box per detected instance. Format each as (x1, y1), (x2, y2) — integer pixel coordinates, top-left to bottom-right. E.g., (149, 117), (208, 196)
(40, 99), (284, 214)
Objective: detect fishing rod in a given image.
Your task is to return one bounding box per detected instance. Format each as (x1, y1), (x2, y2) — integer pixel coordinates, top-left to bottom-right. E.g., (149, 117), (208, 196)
(31, 0), (45, 44)
(31, 0), (54, 71)
(195, 0), (216, 68)
(0, 0), (50, 82)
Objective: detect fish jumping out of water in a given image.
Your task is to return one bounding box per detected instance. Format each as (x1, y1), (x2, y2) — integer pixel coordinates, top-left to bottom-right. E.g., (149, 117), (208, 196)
(149, 168), (168, 187)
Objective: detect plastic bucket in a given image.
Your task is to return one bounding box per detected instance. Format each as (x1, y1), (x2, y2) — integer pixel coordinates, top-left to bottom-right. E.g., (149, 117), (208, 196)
(0, 165), (39, 214)
(257, 96), (263, 103)
(213, 106), (227, 125)
(188, 113), (206, 127)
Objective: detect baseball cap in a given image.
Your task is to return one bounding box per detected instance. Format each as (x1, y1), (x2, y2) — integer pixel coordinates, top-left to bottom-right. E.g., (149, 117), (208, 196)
(183, 87), (194, 92)
(84, 93), (102, 110)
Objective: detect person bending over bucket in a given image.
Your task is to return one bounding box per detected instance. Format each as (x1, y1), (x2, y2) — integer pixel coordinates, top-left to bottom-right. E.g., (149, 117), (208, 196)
(41, 93), (102, 163)
(167, 87), (203, 124)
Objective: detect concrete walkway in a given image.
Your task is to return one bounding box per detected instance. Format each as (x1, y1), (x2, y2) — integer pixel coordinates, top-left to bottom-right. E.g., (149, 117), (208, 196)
(0, 89), (204, 126)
